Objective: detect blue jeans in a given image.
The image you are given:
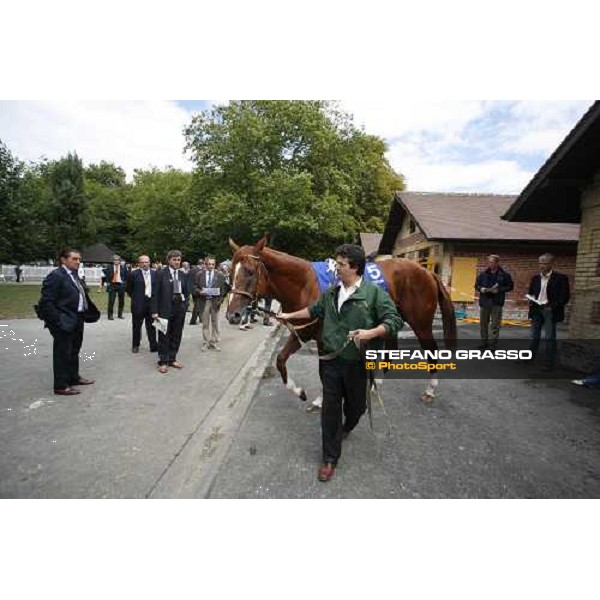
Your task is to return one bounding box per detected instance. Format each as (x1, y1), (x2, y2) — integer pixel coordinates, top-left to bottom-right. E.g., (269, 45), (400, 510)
(530, 307), (557, 367)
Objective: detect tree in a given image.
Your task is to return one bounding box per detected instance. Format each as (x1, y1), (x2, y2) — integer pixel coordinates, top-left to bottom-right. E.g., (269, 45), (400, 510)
(47, 152), (92, 250)
(85, 162), (131, 255)
(183, 100), (404, 259)
(0, 140), (54, 262)
(127, 168), (195, 261)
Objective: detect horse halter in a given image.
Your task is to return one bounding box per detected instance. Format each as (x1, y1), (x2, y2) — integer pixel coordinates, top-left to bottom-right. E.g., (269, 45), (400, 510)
(231, 254), (270, 303)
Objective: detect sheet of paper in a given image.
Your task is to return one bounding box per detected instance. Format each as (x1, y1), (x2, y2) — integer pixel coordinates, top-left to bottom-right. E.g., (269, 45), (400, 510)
(153, 317), (169, 334)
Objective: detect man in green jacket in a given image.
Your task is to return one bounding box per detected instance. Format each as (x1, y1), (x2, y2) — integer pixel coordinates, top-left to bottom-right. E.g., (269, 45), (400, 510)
(279, 244), (401, 482)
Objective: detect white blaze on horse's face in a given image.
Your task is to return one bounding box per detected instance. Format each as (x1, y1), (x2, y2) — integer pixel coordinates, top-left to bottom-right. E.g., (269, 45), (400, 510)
(233, 261), (242, 288)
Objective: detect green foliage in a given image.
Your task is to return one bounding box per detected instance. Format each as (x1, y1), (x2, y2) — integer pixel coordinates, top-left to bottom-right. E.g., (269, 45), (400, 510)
(127, 168), (196, 262)
(184, 100), (404, 259)
(47, 152), (92, 250)
(1, 101), (405, 265)
(85, 161), (126, 187)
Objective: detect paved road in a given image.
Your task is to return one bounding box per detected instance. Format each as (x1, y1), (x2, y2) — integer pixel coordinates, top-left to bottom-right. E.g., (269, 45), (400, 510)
(208, 324), (600, 498)
(2, 318), (599, 498)
(0, 314), (279, 498)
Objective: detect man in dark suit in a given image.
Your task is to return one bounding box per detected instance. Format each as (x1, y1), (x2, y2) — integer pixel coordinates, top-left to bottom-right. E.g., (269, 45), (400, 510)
(103, 254), (128, 320)
(526, 253), (571, 371)
(194, 256), (230, 351)
(151, 250), (191, 373)
(38, 248), (99, 395)
(125, 254), (158, 354)
(189, 259), (205, 325)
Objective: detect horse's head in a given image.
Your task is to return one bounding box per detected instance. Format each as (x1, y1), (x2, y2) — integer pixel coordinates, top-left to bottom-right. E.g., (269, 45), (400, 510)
(226, 234), (271, 325)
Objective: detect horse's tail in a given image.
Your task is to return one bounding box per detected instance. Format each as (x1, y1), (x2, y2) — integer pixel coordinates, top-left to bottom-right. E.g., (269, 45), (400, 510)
(433, 273), (457, 351)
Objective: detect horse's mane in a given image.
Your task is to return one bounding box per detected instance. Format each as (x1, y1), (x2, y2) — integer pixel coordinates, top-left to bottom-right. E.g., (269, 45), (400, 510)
(261, 246), (312, 269)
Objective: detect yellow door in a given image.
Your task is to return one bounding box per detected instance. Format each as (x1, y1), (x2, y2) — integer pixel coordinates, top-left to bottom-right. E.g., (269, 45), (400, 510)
(450, 257), (478, 303)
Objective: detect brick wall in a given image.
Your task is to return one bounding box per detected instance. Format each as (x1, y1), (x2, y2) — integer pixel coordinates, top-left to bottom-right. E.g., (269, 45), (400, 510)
(569, 183), (600, 339)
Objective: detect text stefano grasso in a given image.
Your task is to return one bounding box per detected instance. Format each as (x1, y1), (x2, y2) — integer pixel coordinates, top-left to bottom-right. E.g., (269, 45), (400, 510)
(364, 349), (533, 361)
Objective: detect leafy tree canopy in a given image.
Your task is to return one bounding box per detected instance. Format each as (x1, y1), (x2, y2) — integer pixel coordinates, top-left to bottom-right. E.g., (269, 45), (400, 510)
(184, 100), (404, 259)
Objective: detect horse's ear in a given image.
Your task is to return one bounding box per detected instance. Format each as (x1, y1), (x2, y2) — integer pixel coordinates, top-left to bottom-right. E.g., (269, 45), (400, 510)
(229, 238), (240, 253)
(254, 233), (269, 253)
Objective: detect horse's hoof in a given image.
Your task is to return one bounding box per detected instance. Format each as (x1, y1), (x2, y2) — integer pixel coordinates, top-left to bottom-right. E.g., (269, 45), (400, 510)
(299, 389), (307, 402)
(420, 392), (435, 404)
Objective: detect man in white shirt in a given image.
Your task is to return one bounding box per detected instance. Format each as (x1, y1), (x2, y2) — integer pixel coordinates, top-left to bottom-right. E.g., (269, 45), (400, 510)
(126, 255), (158, 354)
(151, 250), (191, 373)
(526, 253), (571, 371)
(38, 248), (99, 395)
(194, 256), (229, 351)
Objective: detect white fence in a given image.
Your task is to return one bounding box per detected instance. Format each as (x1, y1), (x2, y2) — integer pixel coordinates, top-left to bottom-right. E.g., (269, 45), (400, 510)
(0, 265), (105, 283)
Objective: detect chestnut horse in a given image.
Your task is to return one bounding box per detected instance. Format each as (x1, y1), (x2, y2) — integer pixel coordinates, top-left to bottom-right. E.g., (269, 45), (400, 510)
(227, 234), (457, 403)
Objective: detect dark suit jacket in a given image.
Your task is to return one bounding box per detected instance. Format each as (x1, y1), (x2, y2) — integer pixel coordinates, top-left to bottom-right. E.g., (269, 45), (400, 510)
(527, 271), (571, 322)
(189, 266), (205, 297)
(126, 268), (156, 315)
(193, 269), (230, 311)
(103, 264), (129, 287)
(151, 267), (191, 318)
(39, 267), (99, 332)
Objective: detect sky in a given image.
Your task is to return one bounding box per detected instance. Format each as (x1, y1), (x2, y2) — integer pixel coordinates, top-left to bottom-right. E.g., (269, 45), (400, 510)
(0, 99), (593, 194)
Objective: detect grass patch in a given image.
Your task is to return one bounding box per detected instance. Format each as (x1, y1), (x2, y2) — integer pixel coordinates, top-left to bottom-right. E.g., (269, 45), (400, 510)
(0, 283), (130, 319)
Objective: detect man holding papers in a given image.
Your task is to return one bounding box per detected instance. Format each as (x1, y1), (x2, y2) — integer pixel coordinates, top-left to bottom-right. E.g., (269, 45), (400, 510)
(194, 256), (230, 352)
(151, 250), (191, 373)
(525, 253), (571, 371)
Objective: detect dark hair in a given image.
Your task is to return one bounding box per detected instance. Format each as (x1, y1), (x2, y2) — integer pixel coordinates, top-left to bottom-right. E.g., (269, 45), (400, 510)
(335, 244), (366, 276)
(59, 248), (80, 261)
(166, 250), (182, 261)
(204, 255), (215, 262)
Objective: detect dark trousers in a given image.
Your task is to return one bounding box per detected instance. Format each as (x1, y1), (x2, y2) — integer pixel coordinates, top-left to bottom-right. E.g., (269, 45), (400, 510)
(480, 304), (503, 347)
(132, 299), (157, 350)
(530, 307), (557, 367)
(51, 316), (84, 390)
(190, 296), (202, 324)
(157, 298), (186, 365)
(319, 359), (367, 464)
(107, 284), (125, 317)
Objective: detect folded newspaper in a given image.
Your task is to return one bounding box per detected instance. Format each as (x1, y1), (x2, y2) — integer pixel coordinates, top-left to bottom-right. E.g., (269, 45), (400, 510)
(153, 317), (169, 334)
(525, 294), (546, 306)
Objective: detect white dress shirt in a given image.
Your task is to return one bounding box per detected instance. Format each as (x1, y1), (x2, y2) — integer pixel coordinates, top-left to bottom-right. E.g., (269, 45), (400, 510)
(337, 277), (362, 312)
(537, 270), (552, 305)
(142, 269), (152, 298)
(63, 265), (85, 312)
(170, 267), (184, 299)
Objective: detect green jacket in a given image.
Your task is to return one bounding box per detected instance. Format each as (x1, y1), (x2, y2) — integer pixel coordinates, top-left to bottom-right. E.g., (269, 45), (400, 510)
(308, 279), (401, 361)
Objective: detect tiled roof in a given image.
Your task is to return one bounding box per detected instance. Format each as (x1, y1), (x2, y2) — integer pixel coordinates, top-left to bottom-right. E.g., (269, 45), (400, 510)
(397, 191), (580, 242)
(359, 232), (383, 256)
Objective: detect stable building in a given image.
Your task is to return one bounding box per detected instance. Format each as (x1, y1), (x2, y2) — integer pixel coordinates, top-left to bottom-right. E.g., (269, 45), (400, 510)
(504, 101), (600, 357)
(378, 191), (579, 319)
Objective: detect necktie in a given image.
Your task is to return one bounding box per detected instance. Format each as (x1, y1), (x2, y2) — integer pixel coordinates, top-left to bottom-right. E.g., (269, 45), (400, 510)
(112, 266), (119, 283)
(208, 271), (213, 287)
(73, 273), (88, 311)
(144, 271), (151, 297)
(173, 269), (181, 295)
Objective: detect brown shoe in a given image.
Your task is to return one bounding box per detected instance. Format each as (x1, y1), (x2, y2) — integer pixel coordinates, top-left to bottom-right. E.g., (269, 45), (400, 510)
(170, 361), (184, 369)
(54, 387), (81, 396)
(74, 377), (95, 386)
(317, 463), (336, 482)
(157, 365), (168, 374)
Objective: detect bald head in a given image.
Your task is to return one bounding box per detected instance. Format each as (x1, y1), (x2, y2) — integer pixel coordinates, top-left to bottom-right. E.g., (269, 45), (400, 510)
(138, 255), (151, 270)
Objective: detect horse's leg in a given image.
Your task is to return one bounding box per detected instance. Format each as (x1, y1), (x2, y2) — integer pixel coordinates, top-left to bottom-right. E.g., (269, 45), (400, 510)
(413, 325), (440, 403)
(275, 333), (308, 401)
